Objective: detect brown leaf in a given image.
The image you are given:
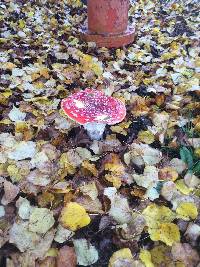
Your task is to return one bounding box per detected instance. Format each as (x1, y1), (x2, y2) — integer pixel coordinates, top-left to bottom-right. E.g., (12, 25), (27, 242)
(1, 180), (20, 205)
(171, 243), (200, 267)
(57, 246), (77, 267)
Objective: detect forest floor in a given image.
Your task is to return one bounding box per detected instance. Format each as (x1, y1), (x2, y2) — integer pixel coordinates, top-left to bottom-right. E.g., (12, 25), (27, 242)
(0, 0), (200, 266)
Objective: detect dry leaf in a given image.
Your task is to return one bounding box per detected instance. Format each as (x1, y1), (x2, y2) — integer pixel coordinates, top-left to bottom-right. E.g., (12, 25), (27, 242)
(57, 246), (77, 267)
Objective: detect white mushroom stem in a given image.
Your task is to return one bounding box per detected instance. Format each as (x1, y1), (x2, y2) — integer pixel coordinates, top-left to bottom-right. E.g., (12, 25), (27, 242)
(83, 122), (106, 140)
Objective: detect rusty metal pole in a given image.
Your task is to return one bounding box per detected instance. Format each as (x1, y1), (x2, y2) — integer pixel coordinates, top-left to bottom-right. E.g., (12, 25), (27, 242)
(80, 0), (135, 48)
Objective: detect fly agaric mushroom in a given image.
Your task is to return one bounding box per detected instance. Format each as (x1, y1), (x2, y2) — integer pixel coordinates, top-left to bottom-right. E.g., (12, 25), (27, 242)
(61, 89), (126, 140)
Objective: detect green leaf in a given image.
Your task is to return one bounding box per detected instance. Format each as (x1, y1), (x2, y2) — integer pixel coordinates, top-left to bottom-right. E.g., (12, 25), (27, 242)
(192, 161), (200, 175)
(180, 147), (194, 169)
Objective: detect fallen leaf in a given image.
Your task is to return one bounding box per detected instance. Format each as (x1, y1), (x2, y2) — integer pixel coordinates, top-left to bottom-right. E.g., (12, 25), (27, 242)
(158, 167), (179, 181)
(142, 204), (176, 229)
(57, 246), (77, 267)
(9, 221), (40, 252)
(185, 223), (200, 245)
(184, 172), (200, 188)
(73, 238), (99, 266)
(59, 202), (91, 231)
(8, 106), (26, 122)
(133, 165), (158, 189)
(29, 208), (55, 234)
(127, 143), (162, 166)
(150, 245), (172, 267)
(139, 249), (154, 267)
(16, 197), (33, 220)
(104, 187), (132, 224)
(149, 222), (180, 246)
(137, 130), (155, 144)
(176, 202), (198, 220)
(27, 170), (51, 186)
(7, 141), (37, 161)
(171, 243), (200, 267)
(79, 181), (98, 201)
(1, 180), (20, 205)
(54, 224), (74, 243)
(175, 179), (193, 195)
(109, 248), (144, 267)
(104, 153), (125, 175)
(105, 173), (122, 189)
(170, 158), (187, 174)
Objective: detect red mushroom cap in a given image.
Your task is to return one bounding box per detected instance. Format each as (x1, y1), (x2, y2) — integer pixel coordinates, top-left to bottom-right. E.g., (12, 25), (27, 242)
(61, 89), (126, 125)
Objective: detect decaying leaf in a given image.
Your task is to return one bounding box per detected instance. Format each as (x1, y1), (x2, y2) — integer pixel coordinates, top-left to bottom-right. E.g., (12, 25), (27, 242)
(9, 221), (40, 252)
(73, 239), (99, 266)
(137, 130), (155, 144)
(29, 208), (55, 234)
(150, 245), (172, 267)
(109, 248), (144, 267)
(1, 180), (20, 205)
(57, 246), (77, 267)
(133, 166), (158, 189)
(125, 143), (162, 167)
(104, 187), (132, 224)
(171, 243), (200, 267)
(54, 224), (74, 243)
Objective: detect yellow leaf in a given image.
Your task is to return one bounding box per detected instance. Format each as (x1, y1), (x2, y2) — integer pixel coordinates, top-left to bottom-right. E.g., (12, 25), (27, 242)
(80, 54), (103, 76)
(0, 119), (11, 125)
(15, 122), (33, 141)
(105, 174), (122, 189)
(2, 90), (12, 98)
(142, 204), (179, 246)
(131, 96), (149, 117)
(59, 153), (76, 177)
(111, 121), (131, 136)
(175, 262), (186, 267)
(27, 11), (34, 17)
(161, 51), (177, 61)
(142, 204), (175, 229)
(40, 67), (50, 79)
(175, 179), (193, 195)
(138, 130), (155, 144)
(149, 223), (180, 246)
(104, 154), (125, 175)
(2, 62), (16, 70)
(19, 19), (25, 29)
(59, 202), (91, 231)
(139, 249), (154, 267)
(82, 161), (98, 176)
(50, 17), (58, 27)
(66, 0), (82, 7)
(194, 148), (200, 158)
(45, 248), (58, 257)
(7, 165), (22, 182)
(152, 27), (160, 34)
(109, 248), (133, 267)
(176, 202), (198, 220)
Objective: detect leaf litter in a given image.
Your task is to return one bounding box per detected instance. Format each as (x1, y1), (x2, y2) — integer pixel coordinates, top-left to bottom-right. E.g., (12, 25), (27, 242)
(0, 0), (200, 266)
